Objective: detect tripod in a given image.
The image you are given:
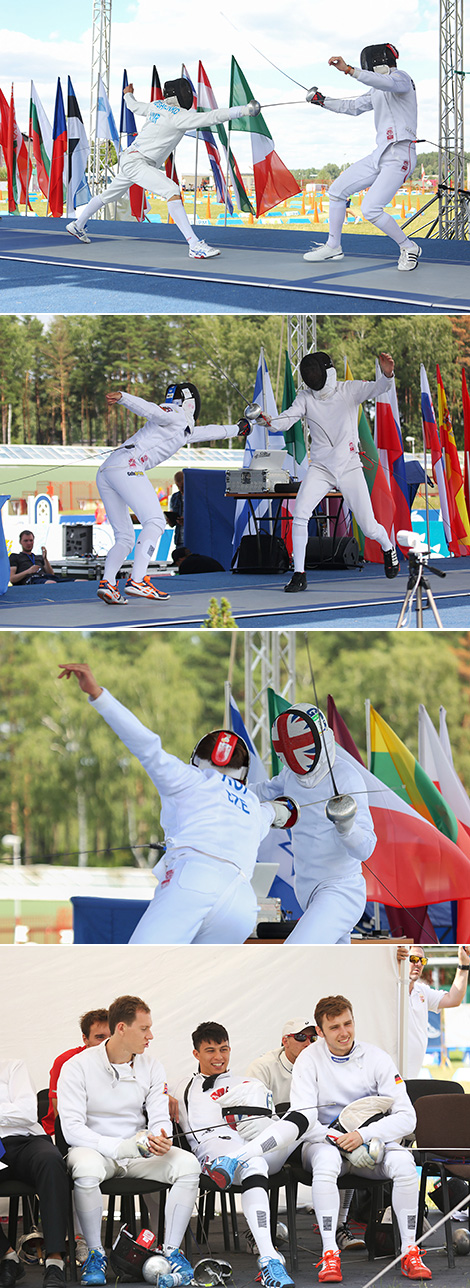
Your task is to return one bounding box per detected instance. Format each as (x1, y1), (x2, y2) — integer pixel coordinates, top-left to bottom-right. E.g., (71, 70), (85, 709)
(396, 552), (446, 629)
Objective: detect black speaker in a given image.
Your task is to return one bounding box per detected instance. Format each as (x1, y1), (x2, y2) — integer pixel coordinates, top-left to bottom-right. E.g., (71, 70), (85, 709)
(305, 535), (360, 569)
(64, 525), (93, 556)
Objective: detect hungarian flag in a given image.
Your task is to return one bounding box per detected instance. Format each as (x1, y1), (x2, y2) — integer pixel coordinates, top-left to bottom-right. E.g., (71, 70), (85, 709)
(345, 358), (395, 563)
(197, 62), (233, 212)
(369, 703), (470, 939)
(150, 65), (179, 188)
(437, 363), (470, 555)
(29, 82), (52, 198)
(463, 369), (470, 521)
(120, 69), (146, 221)
(198, 62), (252, 214)
(49, 78), (67, 216)
(374, 360), (411, 551)
(66, 77), (91, 215)
(420, 363), (452, 553)
(229, 57), (300, 216)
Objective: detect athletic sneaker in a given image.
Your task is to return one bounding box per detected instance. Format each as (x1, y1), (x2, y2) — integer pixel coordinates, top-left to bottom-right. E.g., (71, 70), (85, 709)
(66, 221), (91, 244)
(397, 241), (422, 272)
(284, 571), (307, 593)
(401, 1247), (432, 1279)
(383, 547), (399, 579)
(125, 576), (170, 600)
(258, 1259), (294, 1288)
(335, 1224), (366, 1251)
(97, 579), (128, 605)
(80, 1251), (107, 1286)
(159, 1250), (194, 1287)
(315, 1251), (342, 1283)
(303, 244), (344, 263)
(202, 1154), (241, 1189)
(189, 239), (220, 259)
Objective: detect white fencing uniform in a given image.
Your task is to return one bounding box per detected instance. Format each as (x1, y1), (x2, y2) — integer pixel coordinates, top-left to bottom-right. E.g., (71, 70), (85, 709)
(97, 393), (241, 583)
(290, 1037), (419, 1255)
(89, 689), (276, 944)
(324, 67), (417, 247)
(269, 374), (393, 572)
(253, 746), (376, 944)
(245, 1048), (294, 1106)
(408, 980), (446, 1077)
(58, 1040), (200, 1255)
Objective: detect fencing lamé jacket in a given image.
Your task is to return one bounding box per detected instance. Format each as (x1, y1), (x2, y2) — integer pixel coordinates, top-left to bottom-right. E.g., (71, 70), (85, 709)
(57, 1039), (171, 1158)
(290, 1037), (416, 1144)
(323, 68), (417, 164)
(121, 96), (247, 168)
(100, 393), (240, 473)
(269, 376), (392, 478)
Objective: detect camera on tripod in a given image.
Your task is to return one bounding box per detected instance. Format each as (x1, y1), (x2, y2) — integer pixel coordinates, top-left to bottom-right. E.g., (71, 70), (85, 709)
(396, 530), (446, 630)
(397, 529), (430, 561)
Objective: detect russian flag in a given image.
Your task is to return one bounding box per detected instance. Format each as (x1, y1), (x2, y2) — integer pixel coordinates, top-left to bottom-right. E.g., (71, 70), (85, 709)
(49, 78), (67, 216)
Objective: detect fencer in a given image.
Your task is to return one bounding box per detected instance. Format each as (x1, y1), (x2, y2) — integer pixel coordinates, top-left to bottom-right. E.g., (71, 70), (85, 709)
(290, 995), (431, 1282)
(58, 662), (299, 944)
(57, 994), (200, 1288)
(252, 703), (376, 944)
(174, 1021), (298, 1288)
(95, 381), (251, 604)
(264, 349), (399, 594)
(67, 78), (260, 258)
(304, 44), (420, 271)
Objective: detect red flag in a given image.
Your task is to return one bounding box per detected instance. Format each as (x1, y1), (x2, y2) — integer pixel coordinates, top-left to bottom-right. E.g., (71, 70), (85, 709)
(326, 695), (365, 764)
(49, 78), (67, 216)
(437, 363), (470, 555)
(463, 369), (470, 520)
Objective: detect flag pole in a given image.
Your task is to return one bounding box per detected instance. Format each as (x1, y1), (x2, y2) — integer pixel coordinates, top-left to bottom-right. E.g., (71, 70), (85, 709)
(193, 132), (199, 225)
(25, 81), (33, 218)
(224, 123), (231, 227)
(260, 345), (268, 449)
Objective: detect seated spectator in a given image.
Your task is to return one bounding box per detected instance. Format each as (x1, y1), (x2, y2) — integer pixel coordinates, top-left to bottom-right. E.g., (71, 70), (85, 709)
(171, 547), (225, 573)
(0, 1059), (69, 1288)
(9, 532), (59, 585)
(42, 1009), (110, 1135)
(168, 472), (185, 547)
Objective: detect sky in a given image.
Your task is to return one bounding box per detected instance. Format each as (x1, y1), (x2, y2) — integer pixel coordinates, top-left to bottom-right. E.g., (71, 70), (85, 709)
(0, 0), (468, 175)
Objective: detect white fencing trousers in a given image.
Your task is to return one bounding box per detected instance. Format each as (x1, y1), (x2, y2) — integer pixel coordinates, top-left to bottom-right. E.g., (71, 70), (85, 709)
(101, 151), (180, 204)
(328, 146), (415, 248)
(292, 460), (393, 572)
(285, 873), (367, 945)
(128, 854), (258, 944)
(68, 1145), (200, 1252)
(302, 1140), (419, 1255)
(96, 462), (166, 584)
(197, 1136), (292, 1261)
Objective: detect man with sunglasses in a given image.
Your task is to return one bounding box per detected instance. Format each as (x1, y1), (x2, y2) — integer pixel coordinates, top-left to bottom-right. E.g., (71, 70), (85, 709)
(398, 945), (470, 1076)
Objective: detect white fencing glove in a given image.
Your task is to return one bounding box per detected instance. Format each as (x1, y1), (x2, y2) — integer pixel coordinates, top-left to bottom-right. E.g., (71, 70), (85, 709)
(115, 1131), (152, 1159)
(271, 796), (300, 829)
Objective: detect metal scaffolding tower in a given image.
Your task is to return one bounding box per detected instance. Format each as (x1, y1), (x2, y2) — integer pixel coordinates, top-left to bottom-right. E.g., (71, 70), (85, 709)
(244, 632), (297, 769)
(439, 0), (466, 238)
(88, 0), (112, 195)
(286, 316), (317, 383)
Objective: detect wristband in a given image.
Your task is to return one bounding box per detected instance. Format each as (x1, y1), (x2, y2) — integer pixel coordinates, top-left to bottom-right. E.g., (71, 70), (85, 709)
(346, 65), (354, 75)
(457, 964), (470, 971)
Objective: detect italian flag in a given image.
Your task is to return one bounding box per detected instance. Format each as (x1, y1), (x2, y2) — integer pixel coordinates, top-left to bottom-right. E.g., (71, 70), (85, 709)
(437, 363), (470, 555)
(228, 57), (300, 217)
(29, 82), (52, 198)
(345, 359), (395, 563)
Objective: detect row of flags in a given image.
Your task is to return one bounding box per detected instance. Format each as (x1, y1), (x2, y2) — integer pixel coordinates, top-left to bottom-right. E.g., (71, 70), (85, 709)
(233, 348), (470, 563)
(0, 56), (299, 221)
(229, 687), (470, 942)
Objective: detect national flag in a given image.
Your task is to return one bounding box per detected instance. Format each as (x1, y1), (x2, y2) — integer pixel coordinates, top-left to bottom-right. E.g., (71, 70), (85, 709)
(374, 360), (411, 550)
(463, 369), (470, 521)
(49, 78), (67, 216)
(229, 693), (302, 917)
(197, 62), (233, 212)
(232, 349), (286, 558)
(96, 75), (119, 147)
(198, 63), (251, 213)
(420, 363), (452, 553)
(1, 85), (30, 211)
(0, 89), (14, 212)
(419, 703), (470, 836)
(29, 82), (52, 198)
(119, 69), (146, 221)
(369, 703), (470, 939)
(326, 694), (365, 764)
(66, 77), (90, 215)
(268, 685), (470, 939)
(181, 64), (197, 109)
(228, 57), (300, 216)
(149, 66), (179, 189)
(437, 363), (470, 555)
(345, 359), (395, 563)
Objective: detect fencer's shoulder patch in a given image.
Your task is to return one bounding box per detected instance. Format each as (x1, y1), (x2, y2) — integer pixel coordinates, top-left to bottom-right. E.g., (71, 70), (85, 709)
(394, 1073), (403, 1084)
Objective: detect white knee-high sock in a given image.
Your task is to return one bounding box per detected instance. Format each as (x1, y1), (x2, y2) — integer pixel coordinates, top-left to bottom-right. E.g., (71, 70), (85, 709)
(168, 199), (196, 244)
(327, 198), (347, 247)
(292, 516), (308, 572)
(74, 195), (105, 230)
(242, 1186), (277, 1261)
(391, 1176), (419, 1254)
(311, 1173), (340, 1254)
(157, 1173), (199, 1253)
(73, 1178), (105, 1253)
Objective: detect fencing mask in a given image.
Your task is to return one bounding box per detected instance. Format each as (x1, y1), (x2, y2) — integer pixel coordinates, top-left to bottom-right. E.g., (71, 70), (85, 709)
(191, 730), (250, 782)
(360, 43), (399, 72)
(299, 352), (337, 398)
(165, 382), (201, 422)
(271, 703), (327, 777)
(163, 78), (194, 110)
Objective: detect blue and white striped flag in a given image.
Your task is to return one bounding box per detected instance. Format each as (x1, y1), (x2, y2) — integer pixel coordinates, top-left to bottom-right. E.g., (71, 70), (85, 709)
(96, 75), (120, 146)
(232, 349), (286, 557)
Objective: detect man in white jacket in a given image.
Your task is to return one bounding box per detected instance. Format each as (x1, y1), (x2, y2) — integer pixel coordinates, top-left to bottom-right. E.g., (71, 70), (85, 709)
(58, 662), (298, 943)
(304, 44), (420, 271)
(57, 994), (200, 1288)
(95, 381), (250, 604)
(252, 703), (376, 943)
(290, 995), (431, 1283)
(67, 77), (259, 259)
(265, 349), (398, 593)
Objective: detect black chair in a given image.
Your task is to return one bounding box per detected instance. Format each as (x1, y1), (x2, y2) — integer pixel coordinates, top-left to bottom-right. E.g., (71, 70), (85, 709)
(414, 1093), (470, 1270)
(406, 1079), (465, 1103)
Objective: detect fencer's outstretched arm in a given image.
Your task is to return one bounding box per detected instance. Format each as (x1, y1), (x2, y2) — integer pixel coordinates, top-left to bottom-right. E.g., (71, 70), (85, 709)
(107, 390), (247, 442)
(123, 92), (253, 132)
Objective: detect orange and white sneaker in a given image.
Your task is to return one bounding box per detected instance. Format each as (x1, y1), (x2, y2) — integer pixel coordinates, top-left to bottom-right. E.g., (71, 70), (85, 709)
(125, 576), (170, 600)
(316, 1250), (342, 1283)
(97, 579), (128, 605)
(401, 1247), (432, 1279)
